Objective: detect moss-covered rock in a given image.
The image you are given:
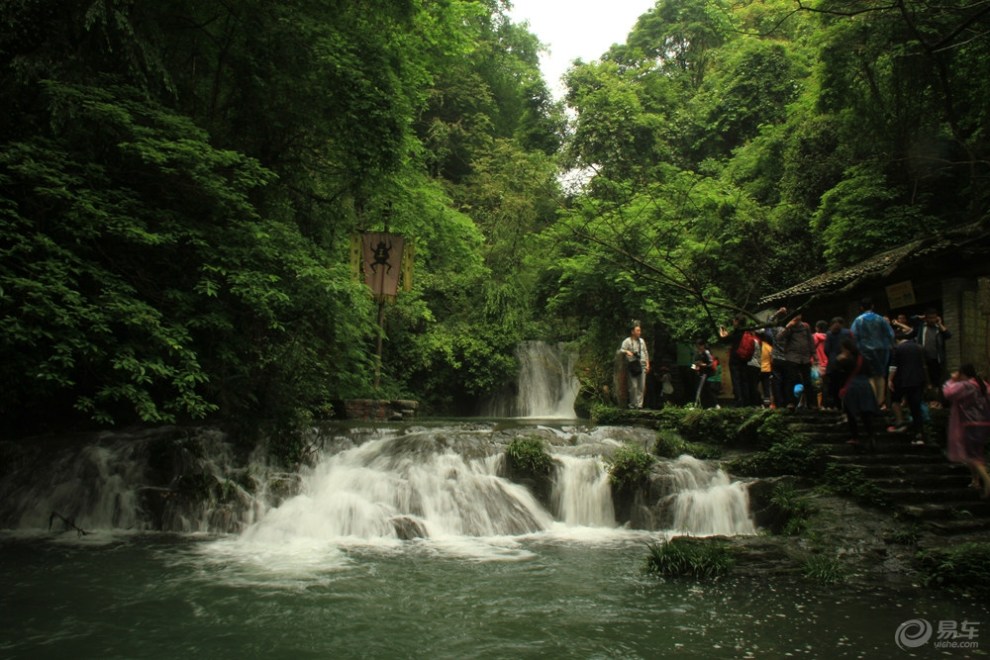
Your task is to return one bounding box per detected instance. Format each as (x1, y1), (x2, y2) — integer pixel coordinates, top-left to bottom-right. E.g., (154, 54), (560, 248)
(917, 542), (990, 594)
(607, 443), (656, 523)
(654, 429), (722, 460)
(503, 436), (556, 507)
(728, 436), (827, 478)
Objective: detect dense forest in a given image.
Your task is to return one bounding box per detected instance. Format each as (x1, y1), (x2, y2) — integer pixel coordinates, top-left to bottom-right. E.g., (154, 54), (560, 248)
(2, 0), (988, 439)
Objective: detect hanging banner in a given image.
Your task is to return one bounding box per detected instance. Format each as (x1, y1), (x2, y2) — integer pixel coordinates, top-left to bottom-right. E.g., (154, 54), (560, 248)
(361, 232), (405, 301)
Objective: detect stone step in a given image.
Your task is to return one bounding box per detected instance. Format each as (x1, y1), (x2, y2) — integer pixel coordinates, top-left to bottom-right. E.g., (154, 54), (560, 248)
(801, 432), (855, 443)
(872, 474), (973, 490)
(780, 417), (846, 428)
(848, 462), (967, 478)
(815, 440), (942, 455)
(927, 518), (990, 535)
(875, 487), (977, 504)
(898, 501), (990, 521)
(827, 452), (946, 466)
(786, 423), (849, 434)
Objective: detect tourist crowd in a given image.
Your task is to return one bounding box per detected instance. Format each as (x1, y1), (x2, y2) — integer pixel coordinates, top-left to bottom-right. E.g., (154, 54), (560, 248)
(621, 300), (990, 496)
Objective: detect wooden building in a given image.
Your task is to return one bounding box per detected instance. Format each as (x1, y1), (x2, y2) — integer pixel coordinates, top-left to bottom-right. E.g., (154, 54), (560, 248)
(758, 222), (990, 376)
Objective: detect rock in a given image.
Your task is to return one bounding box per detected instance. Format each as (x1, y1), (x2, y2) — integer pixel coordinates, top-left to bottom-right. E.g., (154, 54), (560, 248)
(391, 515), (428, 540)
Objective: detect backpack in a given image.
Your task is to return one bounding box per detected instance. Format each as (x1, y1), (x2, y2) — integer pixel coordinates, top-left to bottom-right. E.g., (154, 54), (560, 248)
(735, 331), (756, 362)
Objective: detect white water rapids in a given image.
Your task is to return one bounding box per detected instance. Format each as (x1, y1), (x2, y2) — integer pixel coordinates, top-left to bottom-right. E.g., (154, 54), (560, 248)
(0, 424), (757, 560)
(233, 427), (757, 562)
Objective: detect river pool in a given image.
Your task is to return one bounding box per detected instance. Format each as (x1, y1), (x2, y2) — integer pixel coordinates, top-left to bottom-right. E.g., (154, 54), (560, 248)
(2, 529), (986, 659)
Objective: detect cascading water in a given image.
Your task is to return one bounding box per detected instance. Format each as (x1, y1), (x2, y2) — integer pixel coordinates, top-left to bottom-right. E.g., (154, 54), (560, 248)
(0, 427), (263, 533)
(552, 454), (615, 527)
(243, 432), (555, 544)
(0, 424), (757, 547)
(654, 455), (757, 536)
(485, 341), (580, 418)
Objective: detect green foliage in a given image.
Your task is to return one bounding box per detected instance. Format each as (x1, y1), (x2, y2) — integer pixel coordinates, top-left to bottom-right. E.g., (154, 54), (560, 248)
(548, 0), (990, 385)
(821, 464), (889, 507)
(885, 525), (922, 547)
(652, 407), (780, 449)
(802, 554), (845, 584)
(0, 0), (566, 435)
(769, 482), (816, 536)
(729, 436), (826, 478)
(607, 443), (656, 489)
(5, 0), (989, 436)
(505, 436), (554, 477)
(917, 543), (990, 594)
(645, 537), (734, 579)
(654, 429), (722, 460)
(590, 404), (626, 426)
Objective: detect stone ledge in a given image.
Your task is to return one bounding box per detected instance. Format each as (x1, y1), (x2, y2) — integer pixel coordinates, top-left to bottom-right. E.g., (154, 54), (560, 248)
(342, 399), (419, 421)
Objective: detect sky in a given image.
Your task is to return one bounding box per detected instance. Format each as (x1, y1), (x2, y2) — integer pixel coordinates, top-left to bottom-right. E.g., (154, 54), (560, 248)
(507, 0), (657, 99)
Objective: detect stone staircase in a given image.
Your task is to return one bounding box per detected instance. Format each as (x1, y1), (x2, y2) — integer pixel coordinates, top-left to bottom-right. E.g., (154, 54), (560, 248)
(780, 410), (990, 535)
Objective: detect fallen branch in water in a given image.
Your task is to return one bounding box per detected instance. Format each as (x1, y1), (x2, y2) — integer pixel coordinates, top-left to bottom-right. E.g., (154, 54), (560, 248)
(49, 511), (89, 537)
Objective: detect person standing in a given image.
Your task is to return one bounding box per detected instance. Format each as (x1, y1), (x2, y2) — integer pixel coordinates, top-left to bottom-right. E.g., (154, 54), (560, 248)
(759, 331), (774, 407)
(691, 338), (717, 408)
(850, 297), (895, 409)
(778, 313), (816, 409)
(887, 334), (928, 445)
(767, 308), (789, 410)
(915, 308), (952, 390)
(823, 316), (853, 409)
(836, 337), (880, 451)
(944, 364), (990, 498)
(719, 314), (757, 407)
(812, 320), (828, 407)
(620, 321), (650, 409)
(746, 334), (763, 406)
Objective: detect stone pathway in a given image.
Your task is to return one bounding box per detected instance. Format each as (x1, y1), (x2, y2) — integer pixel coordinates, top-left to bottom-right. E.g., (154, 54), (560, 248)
(780, 409), (990, 535)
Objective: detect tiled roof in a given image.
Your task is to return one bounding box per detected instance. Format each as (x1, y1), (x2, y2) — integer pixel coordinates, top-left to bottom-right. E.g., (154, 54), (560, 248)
(759, 223), (987, 306)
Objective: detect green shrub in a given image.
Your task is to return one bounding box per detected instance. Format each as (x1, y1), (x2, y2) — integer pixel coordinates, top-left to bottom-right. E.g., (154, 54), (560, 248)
(748, 413), (795, 449)
(505, 436), (554, 476)
(821, 464), (889, 507)
(607, 443), (656, 488)
(728, 436), (826, 478)
(803, 554), (844, 583)
(885, 526), (922, 546)
(654, 429), (722, 460)
(590, 403), (625, 425)
(917, 542), (990, 593)
(645, 537), (734, 579)
(770, 482), (816, 536)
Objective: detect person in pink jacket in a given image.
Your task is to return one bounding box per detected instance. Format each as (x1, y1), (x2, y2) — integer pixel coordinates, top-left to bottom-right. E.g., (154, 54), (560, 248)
(944, 364), (990, 498)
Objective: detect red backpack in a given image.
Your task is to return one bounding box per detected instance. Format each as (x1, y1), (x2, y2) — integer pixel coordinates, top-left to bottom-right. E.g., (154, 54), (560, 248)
(735, 331), (757, 361)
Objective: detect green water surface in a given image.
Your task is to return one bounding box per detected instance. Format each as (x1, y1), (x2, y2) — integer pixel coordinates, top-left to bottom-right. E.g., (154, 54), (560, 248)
(1, 532), (986, 659)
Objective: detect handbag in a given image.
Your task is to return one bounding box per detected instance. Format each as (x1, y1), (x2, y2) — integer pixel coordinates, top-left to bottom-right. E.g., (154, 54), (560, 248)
(628, 352), (643, 377)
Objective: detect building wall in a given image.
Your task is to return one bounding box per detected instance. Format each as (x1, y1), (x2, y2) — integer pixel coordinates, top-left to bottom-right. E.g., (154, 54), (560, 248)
(942, 277), (990, 377)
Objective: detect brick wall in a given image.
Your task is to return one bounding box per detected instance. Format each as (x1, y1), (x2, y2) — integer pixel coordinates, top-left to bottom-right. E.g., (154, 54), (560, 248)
(944, 277), (990, 376)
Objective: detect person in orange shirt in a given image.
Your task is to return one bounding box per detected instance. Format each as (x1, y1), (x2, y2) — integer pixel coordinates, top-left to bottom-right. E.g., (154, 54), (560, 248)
(759, 331), (774, 407)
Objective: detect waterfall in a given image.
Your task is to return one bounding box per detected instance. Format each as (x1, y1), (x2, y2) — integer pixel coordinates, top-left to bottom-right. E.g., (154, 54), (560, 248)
(0, 424), (757, 543)
(243, 433), (554, 543)
(0, 427), (264, 533)
(485, 341), (579, 418)
(552, 455), (615, 527)
(659, 455), (756, 536)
